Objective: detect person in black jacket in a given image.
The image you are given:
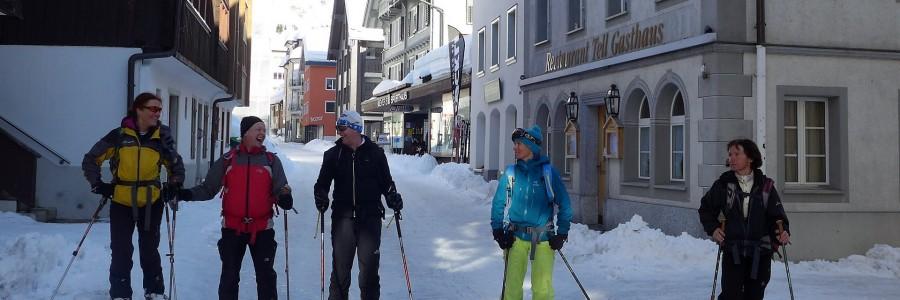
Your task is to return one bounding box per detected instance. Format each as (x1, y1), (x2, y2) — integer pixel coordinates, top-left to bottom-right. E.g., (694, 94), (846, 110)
(314, 110), (403, 300)
(698, 139), (791, 300)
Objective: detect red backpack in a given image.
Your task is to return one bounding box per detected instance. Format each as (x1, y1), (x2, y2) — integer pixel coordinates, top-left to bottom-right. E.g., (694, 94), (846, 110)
(219, 148), (276, 244)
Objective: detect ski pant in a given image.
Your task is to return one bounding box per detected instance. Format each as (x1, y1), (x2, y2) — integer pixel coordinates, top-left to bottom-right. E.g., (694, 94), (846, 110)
(718, 250), (773, 300)
(109, 200), (165, 299)
(329, 216), (382, 300)
(503, 237), (555, 300)
(217, 228), (278, 300)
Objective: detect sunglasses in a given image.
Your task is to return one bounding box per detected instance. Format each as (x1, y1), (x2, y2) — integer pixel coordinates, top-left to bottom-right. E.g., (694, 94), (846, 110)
(512, 128), (541, 146)
(336, 125), (349, 132)
(142, 106), (163, 113)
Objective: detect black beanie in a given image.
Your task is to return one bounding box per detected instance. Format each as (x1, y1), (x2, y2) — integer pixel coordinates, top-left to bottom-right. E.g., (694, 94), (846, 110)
(240, 116), (264, 137)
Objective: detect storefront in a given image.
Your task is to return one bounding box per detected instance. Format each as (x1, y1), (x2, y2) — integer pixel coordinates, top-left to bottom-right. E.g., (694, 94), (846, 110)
(362, 75), (471, 160)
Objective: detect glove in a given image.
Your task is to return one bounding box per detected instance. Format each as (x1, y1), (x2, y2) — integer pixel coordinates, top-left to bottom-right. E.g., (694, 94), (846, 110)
(277, 193), (294, 210)
(493, 229), (515, 250)
(386, 192), (403, 211)
(161, 182), (182, 202)
(176, 189), (193, 201)
(549, 234), (567, 250)
(91, 182), (114, 198)
(314, 190), (329, 213)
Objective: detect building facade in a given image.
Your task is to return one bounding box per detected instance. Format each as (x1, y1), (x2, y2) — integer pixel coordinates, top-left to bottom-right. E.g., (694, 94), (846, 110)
(0, 0), (252, 220)
(281, 38), (306, 142)
(498, 0), (900, 260)
(299, 60), (338, 142)
(328, 0), (386, 138)
(470, 0), (525, 179)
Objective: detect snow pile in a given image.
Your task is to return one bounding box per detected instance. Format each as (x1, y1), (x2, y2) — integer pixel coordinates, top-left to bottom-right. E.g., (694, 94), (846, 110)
(565, 215), (717, 279)
(429, 163), (493, 202)
(0, 233), (67, 298)
(386, 153), (438, 177)
(301, 139), (336, 153)
(372, 79), (406, 96)
(796, 244), (900, 278)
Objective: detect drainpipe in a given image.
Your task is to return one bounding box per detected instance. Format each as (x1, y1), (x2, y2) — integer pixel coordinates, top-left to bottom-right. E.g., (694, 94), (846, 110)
(127, 0), (184, 111)
(755, 0), (767, 173)
(210, 95), (235, 168)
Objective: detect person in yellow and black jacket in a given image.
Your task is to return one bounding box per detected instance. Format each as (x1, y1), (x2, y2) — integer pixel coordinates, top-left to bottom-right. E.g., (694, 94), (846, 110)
(82, 92), (185, 300)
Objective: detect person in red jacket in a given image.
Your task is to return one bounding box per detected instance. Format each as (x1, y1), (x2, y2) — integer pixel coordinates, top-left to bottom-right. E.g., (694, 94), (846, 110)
(175, 116), (293, 300)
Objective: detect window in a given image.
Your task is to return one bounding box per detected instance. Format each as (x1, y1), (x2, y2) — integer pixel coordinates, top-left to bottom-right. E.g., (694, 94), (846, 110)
(638, 96), (650, 179)
(490, 18), (500, 69)
(190, 98), (197, 159)
(466, 0), (473, 24)
(423, 4), (431, 26)
(607, 0), (629, 18)
(409, 6), (418, 36)
(784, 98), (828, 184)
(506, 6), (517, 62)
(218, 1), (230, 46)
(326, 101), (336, 113)
(477, 27), (486, 74)
(568, 0), (585, 32)
(202, 104), (209, 159)
(670, 91), (685, 181)
(325, 78), (336, 90)
(535, 0), (550, 44)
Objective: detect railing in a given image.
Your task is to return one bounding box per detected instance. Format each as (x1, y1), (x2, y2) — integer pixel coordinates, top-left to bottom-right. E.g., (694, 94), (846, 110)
(0, 114), (70, 165)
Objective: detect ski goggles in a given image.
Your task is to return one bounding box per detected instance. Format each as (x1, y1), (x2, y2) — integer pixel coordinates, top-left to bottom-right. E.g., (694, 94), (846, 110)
(511, 128), (541, 146)
(335, 119), (362, 133)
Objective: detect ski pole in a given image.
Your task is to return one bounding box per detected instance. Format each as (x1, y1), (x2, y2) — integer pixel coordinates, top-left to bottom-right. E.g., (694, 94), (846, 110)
(558, 250), (590, 300)
(51, 196), (109, 300)
(500, 250), (509, 300)
(320, 211), (326, 300)
(164, 201), (178, 300)
(776, 220), (795, 300)
(282, 209), (291, 300)
(393, 210), (414, 300)
(314, 211), (320, 239)
(710, 216), (726, 300)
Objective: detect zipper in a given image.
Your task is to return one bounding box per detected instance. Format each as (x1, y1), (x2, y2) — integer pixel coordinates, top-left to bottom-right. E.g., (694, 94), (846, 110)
(524, 167), (531, 217)
(351, 151), (357, 218)
(245, 154), (251, 230)
(135, 136), (142, 202)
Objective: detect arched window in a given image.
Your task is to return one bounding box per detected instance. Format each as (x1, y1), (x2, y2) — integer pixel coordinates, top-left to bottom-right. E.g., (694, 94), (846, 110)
(638, 96), (650, 179)
(670, 91), (685, 181)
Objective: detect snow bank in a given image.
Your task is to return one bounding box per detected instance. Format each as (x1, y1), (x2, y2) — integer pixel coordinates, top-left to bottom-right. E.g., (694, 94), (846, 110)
(301, 139), (336, 153)
(565, 215), (719, 279)
(386, 153), (438, 177)
(0, 231), (109, 299)
(796, 244), (900, 278)
(430, 163), (494, 202)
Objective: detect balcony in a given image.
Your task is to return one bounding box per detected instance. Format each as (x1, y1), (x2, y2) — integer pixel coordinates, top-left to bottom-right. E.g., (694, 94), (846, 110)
(378, 0), (403, 21)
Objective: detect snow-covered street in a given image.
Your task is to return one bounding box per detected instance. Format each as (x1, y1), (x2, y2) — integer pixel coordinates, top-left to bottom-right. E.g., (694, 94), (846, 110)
(2, 139), (899, 299)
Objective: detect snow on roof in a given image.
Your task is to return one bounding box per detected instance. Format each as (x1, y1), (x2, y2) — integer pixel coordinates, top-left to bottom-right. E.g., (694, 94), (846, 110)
(305, 50), (329, 62)
(348, 26), (384, 42)
(408, 35), (472, 86)
(372, 79), (406, 96)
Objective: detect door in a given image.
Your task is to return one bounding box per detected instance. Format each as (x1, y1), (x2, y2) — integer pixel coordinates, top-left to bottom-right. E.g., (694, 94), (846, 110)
(597, 106), (607, 224)
(0, 130), (36, 211)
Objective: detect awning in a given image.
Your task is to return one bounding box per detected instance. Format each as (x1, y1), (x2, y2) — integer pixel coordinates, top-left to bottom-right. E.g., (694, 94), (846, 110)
(361, 73), (471, 113)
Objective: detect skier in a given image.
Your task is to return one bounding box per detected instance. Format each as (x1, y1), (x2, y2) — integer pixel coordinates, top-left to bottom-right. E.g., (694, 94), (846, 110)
(490, 125), (573, 300)
(698, 138), (791, 300)
(314, 110), (404, 300)
(173, 116), (294, 300)
(82, 92), (185, 300)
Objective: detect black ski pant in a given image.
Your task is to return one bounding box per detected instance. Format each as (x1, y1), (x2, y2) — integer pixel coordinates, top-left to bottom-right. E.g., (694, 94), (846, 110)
(718, 250), (773, 300)
(109, 200), (165, 299)
(329, 216), (382, 300)
(218, 228), (278, 300)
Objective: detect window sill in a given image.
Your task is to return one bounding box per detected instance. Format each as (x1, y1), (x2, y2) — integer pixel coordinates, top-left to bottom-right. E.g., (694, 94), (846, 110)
(476, 71), (485, 78)
(621, 181), (651, 188)
(783, 186), (844, 195)
(534, 40), (550, 47)
(566, 27), (584, 35)
(505, 57), (517, 65)
(655, 183), (687, 191)
(489, 65), (500, 73)
(605, 11), (629, 22)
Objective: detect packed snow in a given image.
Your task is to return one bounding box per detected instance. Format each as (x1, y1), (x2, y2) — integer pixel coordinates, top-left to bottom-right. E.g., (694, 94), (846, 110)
(2, 138), (900, 299)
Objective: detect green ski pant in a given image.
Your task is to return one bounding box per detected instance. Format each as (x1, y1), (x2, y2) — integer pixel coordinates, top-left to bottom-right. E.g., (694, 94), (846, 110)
(503, 237), (555, 300)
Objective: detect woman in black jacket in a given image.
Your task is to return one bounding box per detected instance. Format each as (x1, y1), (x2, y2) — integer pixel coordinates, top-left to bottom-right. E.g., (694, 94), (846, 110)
(698, 139), (791, 300)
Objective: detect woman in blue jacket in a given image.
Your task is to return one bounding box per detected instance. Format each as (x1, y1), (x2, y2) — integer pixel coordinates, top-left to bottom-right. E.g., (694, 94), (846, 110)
(490, 125), (573, 300)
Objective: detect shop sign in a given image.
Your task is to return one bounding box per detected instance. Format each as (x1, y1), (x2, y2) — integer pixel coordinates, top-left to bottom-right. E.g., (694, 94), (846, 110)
(545, 22), (665, 73)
